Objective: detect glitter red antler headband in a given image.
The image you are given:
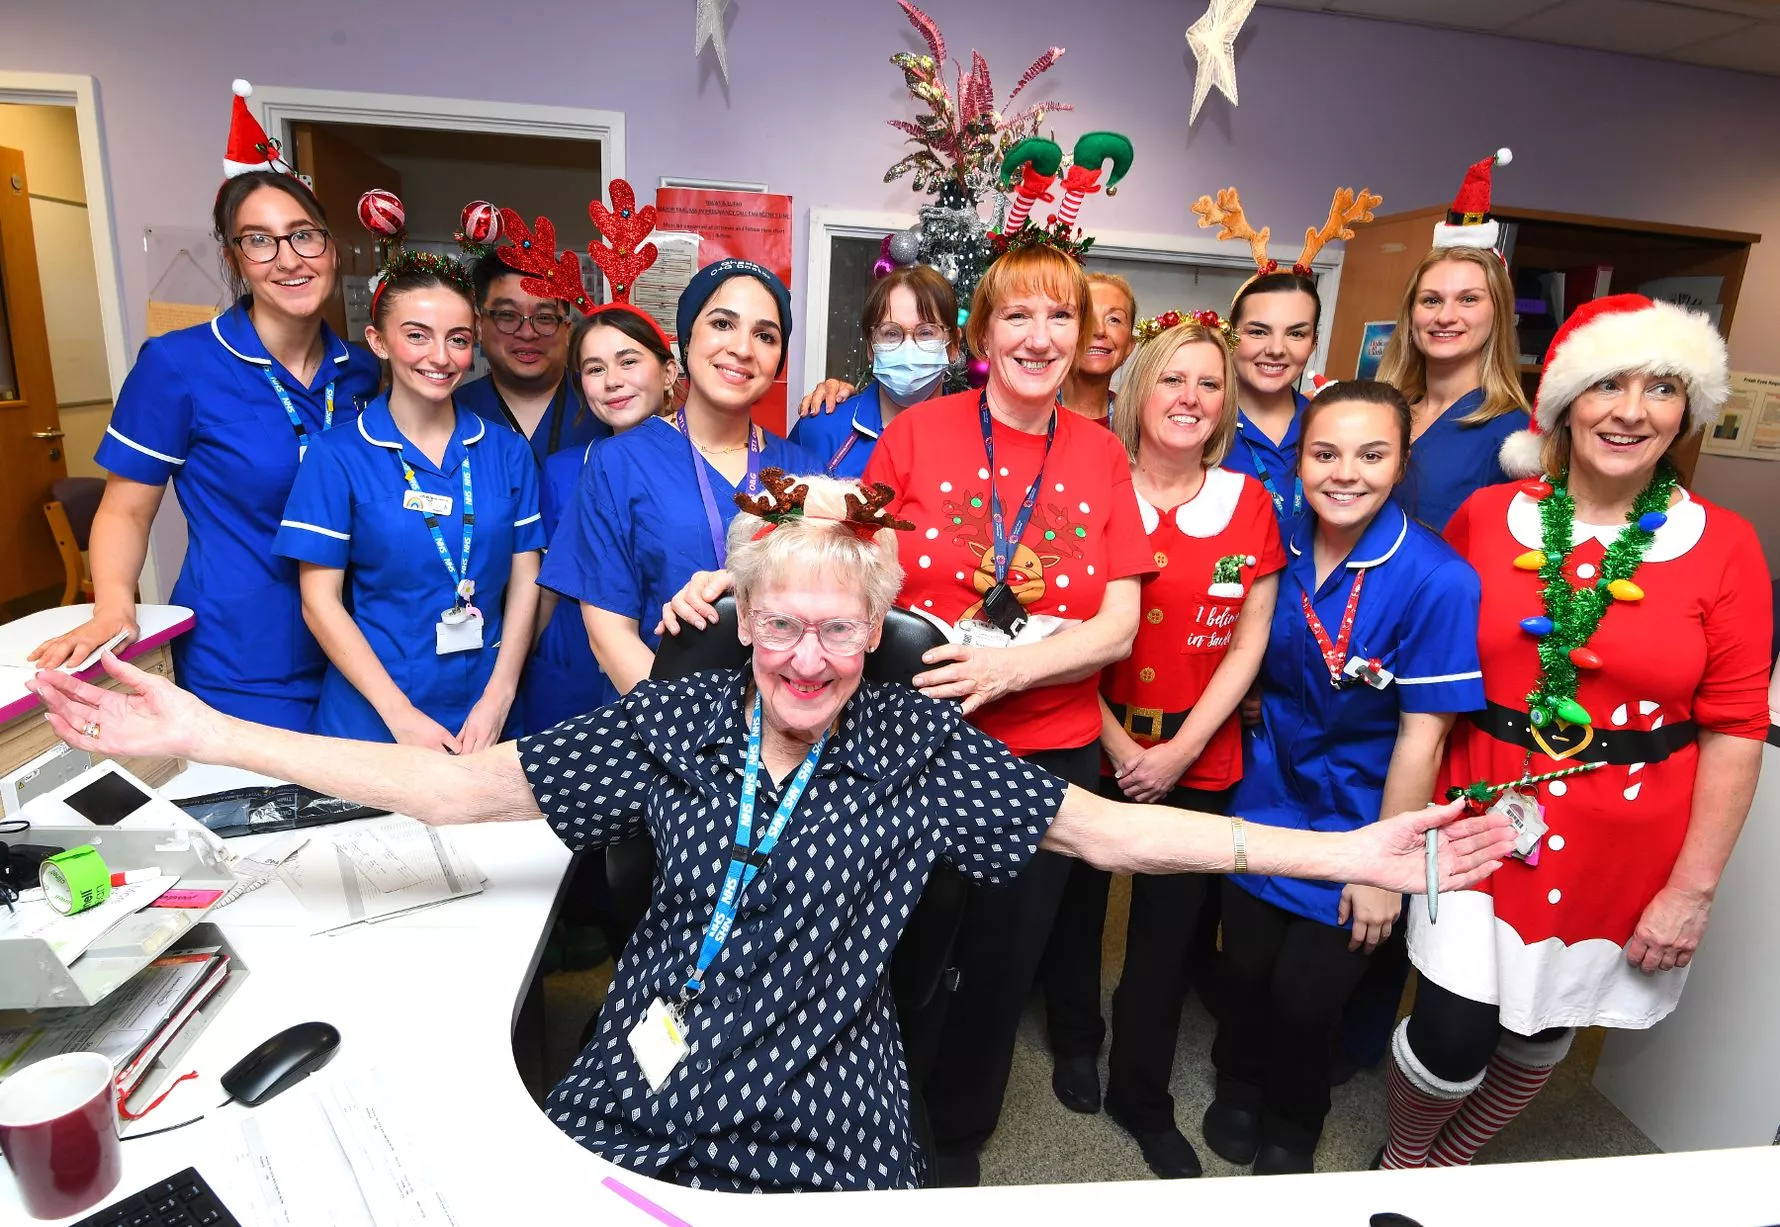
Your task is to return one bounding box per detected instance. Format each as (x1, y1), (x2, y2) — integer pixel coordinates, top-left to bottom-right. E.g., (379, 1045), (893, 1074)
(496, 209), (593, 314)
(587, 179), (659, 306)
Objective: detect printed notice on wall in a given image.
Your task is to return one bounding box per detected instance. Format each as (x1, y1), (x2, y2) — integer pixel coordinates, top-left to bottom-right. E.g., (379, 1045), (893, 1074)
(653, 188), (795, 432)
(1701, 372), (1780, 461)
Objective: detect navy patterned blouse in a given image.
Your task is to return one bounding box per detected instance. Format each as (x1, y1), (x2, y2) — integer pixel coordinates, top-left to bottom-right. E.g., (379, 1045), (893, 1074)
(518, 670), (1067, 1190)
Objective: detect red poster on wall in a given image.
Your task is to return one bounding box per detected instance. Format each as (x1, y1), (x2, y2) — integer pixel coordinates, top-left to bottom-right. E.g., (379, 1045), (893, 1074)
(653, 188), (794, 433)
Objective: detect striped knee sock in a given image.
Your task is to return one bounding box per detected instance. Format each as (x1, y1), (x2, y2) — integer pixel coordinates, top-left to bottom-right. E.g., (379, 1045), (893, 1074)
(1428, 1029), (1573, 1166)
(1380, 1019), (1484, 1170)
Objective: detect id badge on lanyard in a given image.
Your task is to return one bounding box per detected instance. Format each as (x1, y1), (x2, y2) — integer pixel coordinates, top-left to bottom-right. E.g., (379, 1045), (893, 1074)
(972, 392), (1056, 638)
(629, 693), (827, 1092)
(394, 451), (481, 654)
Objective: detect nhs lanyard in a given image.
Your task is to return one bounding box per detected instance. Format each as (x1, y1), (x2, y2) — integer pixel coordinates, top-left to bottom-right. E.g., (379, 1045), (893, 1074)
(264, 368), (335, 460)
(678, 407), (762, 567)
(396, 450), (475, 601)
(1238, 421), (1302, 521)
(682, 693), (827, 1002)
(978, 391), (1057, 582)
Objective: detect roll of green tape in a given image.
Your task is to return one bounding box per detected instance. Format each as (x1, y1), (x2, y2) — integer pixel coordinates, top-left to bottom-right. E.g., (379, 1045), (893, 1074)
(40, 845), (111, 916)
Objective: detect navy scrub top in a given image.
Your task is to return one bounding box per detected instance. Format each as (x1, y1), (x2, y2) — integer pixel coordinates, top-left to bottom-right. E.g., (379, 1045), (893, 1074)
(1221, 390), (1309, 541)
(1403, 389), (1528, 532)
(787, 385), (884, 478)
(1230, 499), (1486, 927)
(536, 415), (820, 652)
(94, 299), (380, 730)
(457, 371), (610, 467)
(524, 437), (616, 733)
(273, 394), (544, 742)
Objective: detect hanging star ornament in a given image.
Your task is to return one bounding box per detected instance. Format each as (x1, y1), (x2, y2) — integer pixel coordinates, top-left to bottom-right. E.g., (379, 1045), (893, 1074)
(695, 0), (730, 84)
(1185, 0), (1256, 125)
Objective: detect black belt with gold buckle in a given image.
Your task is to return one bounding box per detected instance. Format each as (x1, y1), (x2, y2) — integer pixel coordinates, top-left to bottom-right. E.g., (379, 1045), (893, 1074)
(1470, 700), (1697, 766)
(1108, 701), (1191, 742)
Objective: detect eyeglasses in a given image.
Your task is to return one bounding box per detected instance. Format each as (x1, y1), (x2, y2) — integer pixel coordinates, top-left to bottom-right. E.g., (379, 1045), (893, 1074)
(231, 229), (331, 263)
(483, 308), (567, 337)
(746, 609), (875, 656)
(870, 323), (950, 352)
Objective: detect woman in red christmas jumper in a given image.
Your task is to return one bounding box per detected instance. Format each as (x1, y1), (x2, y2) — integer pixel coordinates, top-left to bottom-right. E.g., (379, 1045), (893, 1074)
(1380, 294), (1771, 1168)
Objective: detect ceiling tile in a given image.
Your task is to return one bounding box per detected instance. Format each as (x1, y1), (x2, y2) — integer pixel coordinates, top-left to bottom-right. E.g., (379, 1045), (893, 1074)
(1661, 0), (1780, 19)
(1668, 19), (1780, 70)
(1324, 0), (1556, 30)
(1506, 0), (1754, 54)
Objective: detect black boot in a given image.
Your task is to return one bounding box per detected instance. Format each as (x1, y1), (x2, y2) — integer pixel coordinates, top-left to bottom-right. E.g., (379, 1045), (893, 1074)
(1200, 1079), (1262, 1166)
(1251, 1115), (1318, 1176)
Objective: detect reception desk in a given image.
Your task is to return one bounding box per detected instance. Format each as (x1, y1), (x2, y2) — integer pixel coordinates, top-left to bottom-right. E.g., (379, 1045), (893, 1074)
(4, 763), (1778, 1226)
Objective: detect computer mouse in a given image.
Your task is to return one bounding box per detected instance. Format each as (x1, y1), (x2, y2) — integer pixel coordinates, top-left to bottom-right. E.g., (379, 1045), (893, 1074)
(220, 1021), (341, 1106)
(1370, 1214), (1428, 1227)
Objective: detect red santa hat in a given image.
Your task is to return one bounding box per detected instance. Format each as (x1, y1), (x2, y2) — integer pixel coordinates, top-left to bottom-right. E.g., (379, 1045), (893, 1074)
(223, 80), (286, 178)
(1432, 148), (1511, 251)
(1498, 293), (1731, 477)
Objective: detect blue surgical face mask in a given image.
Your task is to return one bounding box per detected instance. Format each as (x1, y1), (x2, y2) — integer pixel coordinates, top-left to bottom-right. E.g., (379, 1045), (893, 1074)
(872, 339), (951, 404)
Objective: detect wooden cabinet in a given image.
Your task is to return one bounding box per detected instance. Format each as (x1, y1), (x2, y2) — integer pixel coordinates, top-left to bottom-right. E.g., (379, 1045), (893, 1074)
(1327, 204), (1759, 484)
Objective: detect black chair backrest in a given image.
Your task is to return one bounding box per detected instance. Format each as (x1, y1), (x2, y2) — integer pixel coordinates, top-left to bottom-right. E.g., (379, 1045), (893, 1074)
(52, 477), (106, 549)
(611, 596), (969, 1022)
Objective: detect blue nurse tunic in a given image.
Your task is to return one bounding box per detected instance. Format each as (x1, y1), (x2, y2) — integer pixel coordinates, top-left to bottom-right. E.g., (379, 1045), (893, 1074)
(787, 385), (884, 478)
(1221, 391), (1309, 540)
(1402, 389), (1528, 532)
(523, 438), (616, 733)
(1230, 499), (1486, 926)
(536, 416), (819, 653)
(457, 372), (609, 467)
(94, 299), (380, 730)
(273, 395), (544, 742)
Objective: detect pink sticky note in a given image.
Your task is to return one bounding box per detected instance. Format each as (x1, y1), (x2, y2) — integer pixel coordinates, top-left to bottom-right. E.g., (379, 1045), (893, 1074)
(148, 889), (226, 909)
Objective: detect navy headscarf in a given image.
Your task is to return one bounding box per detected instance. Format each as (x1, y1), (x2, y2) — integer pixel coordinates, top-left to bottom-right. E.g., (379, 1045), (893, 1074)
(675, 259), (793, 378)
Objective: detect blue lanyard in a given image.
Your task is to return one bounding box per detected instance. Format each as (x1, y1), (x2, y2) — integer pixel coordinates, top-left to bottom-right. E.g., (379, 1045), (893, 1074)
(978, 391), (1057, 583)
(395, 449), (475, 605)
(682, 693), (827, 1002)
(1238, 420), (1302, 520)
(264, 368), (335, 460)
(678, 408), (762, 568)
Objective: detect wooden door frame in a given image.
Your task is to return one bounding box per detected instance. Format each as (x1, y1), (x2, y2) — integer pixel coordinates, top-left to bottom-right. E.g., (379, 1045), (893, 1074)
(0, 72), (141, 589)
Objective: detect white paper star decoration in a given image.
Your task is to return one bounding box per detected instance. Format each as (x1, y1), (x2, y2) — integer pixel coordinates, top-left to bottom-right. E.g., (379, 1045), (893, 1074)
(695, 0), (730, 84)
(1185, 0), (1256, 125)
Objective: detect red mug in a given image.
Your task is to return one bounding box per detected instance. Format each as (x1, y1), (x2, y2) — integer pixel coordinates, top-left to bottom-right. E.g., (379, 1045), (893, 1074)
(0, 1052), (123, 1219)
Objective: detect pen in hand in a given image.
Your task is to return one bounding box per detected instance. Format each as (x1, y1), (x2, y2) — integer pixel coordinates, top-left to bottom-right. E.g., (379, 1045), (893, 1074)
(1424, 828), (1439, 924)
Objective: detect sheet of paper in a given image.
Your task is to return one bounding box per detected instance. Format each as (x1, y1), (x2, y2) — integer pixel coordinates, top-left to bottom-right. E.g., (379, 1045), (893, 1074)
(215, 1091), (375, 1227)
(320, 1077), (463, 1226)
(215, 832), (309, 910)
(277, 816), (481, 935)
(6, 875), (177, 963)
(630, 231), (699, 331)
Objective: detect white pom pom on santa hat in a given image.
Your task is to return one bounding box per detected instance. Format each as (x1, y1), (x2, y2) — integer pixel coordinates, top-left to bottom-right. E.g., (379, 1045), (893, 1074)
(232, 79), (252, 98)
(1495, 147), (1513, 167)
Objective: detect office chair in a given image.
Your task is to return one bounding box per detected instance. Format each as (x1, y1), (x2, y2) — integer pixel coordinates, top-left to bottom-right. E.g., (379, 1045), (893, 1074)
(604, 597), (970, 1087)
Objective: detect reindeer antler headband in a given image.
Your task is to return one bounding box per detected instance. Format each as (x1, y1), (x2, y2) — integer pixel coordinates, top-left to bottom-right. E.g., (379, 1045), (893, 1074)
(496, 209), (594, 314)
(737, 469), (915, 545)
(1191, 185), (1382, 281)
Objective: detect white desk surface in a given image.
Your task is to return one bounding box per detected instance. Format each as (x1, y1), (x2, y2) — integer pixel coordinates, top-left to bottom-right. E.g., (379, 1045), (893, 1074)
(4, 764), (1778, 1226)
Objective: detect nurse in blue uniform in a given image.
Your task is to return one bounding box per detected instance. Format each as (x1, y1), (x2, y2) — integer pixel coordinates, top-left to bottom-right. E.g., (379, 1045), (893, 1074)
(788, 263), (958, 477)
(546, 259), (819, 694)
(1377, 246), (1530, 533)
(1200, 381), (1485, 1176)
(275, 250), (542, 751)
(30, 167), (379, 730)
(457, 246), (610, 466)
(1218, 272), (1319, 541)
(526, 304), (679, 732)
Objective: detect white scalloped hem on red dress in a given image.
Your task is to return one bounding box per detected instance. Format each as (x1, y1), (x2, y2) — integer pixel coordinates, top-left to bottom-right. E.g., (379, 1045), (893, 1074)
(1407, 889), (1687, 1033)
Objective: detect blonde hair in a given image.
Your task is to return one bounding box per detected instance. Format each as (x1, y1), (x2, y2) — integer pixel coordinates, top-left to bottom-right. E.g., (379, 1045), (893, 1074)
(966, 246), (1094, 368)
(1113, 324), (1240, 468)
(1086, 272), (1137, 321)
(726, 475), (905, 623)
(1376, 247), (1528, 426)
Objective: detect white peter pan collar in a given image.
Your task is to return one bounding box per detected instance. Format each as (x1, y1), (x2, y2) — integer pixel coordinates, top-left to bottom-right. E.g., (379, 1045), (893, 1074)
(1136, 465), (1245, 537)
(1506, 487), (1704, 562)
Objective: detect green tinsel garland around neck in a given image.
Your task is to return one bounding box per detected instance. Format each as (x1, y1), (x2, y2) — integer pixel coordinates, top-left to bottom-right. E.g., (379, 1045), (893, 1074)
(1523, 461), (1678, 730)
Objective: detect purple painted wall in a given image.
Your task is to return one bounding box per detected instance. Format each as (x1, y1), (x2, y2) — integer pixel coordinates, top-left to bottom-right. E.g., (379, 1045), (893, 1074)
(8, 0), (1780, 558)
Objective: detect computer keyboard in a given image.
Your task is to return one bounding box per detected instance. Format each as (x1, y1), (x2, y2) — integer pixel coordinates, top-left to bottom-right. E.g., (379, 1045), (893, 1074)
(72, 1167), (241, 1227)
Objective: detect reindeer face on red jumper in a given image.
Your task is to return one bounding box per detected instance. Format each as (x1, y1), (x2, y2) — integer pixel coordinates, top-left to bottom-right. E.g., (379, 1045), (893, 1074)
(961, 539), (1059, 621)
